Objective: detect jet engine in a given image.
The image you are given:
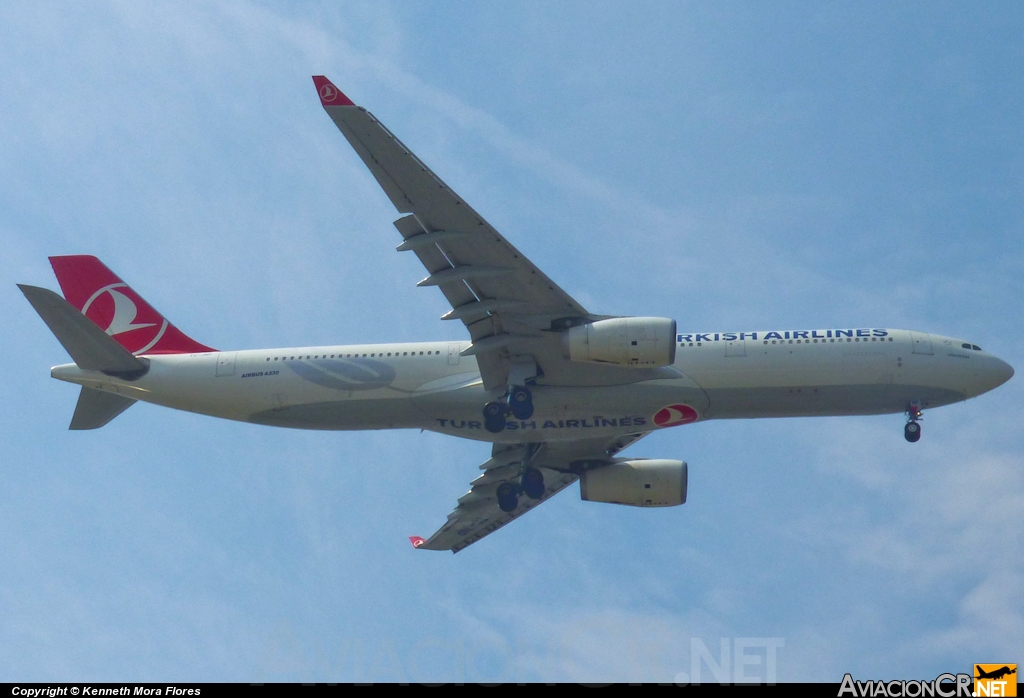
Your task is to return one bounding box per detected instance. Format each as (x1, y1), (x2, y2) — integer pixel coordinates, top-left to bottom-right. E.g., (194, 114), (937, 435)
(563, 317), (677, 368)
(579, 459), (687, 507)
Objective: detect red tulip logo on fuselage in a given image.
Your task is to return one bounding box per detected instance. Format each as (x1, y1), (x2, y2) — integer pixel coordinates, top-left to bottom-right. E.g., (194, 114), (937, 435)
(654, 404), (698, 427)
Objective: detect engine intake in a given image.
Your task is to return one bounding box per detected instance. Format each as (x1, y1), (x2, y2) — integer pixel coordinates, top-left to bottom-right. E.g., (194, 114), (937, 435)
(563, 317), (676, 367)
(580, 459), (687, 507)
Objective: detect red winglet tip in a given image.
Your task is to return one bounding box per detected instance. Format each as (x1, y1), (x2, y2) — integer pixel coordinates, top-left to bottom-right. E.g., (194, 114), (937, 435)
(312, 75), (354, 107)
(409, 536), (426, 549)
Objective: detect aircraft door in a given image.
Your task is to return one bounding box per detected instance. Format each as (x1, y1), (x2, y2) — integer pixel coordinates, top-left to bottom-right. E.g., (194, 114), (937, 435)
(910, 332), (933, 355)
(216, 351), (237, 376)
(447, 343), (461, 365)
(725, 339), (746, 357)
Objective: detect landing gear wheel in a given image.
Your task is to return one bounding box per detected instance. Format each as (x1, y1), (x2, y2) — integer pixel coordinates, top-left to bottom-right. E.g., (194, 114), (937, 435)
(904, 421), (921, 443)
(483, 401), (507, 433)
(496, 482), (519, 512)
(521, 467), (545, 500)
(508, 385), (534, 420)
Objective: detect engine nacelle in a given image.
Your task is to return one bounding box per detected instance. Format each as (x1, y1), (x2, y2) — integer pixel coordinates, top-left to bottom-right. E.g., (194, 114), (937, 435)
(579, 459), (687, 507)
(563, 317), (677, 368)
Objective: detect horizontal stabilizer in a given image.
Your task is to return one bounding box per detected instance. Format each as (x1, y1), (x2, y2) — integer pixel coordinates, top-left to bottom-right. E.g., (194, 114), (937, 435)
(70, 386), (136, 430)
(18, 284), (148, 377)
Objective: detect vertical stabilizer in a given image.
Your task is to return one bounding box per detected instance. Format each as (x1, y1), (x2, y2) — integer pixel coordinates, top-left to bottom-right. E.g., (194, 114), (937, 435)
(48, 255), (215, 355)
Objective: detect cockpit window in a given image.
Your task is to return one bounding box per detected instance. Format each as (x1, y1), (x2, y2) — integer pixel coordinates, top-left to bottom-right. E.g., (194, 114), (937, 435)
(972, 344), (982, 351)
(962, 343), (971, 349)
(962, 343), (982, 351)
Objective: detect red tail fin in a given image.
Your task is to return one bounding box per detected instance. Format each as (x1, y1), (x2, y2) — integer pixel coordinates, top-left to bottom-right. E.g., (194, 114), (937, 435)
(48, 255), (215, 355)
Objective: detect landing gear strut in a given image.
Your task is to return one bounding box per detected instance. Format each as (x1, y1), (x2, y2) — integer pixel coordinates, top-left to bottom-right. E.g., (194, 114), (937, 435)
(904, 402), (922, 443)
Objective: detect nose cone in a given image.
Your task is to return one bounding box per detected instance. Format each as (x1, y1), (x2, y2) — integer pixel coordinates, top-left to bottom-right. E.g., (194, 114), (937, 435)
(991, 356), (1014, 387)
(977, 355), (1014, 395)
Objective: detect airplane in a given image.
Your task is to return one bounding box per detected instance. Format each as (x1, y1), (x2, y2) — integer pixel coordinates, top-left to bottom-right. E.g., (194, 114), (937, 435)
(19, 76), (1015, 553)
(975, 666), (1016, 681)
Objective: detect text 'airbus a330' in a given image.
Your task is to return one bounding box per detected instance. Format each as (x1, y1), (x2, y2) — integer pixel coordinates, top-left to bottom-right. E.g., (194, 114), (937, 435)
(20, 76), (1014, 552)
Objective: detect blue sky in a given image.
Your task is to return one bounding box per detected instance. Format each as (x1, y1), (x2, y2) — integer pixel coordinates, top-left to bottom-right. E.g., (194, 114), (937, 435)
(2, 1), (1022, 682)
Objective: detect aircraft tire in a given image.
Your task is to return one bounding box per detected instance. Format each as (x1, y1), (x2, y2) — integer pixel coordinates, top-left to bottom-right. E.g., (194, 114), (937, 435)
(508, 386), (534, 420)
(521, 467), (545, 499)
(496, 482), (519, 512)
(483, 401), (507, 433)
(904, 422), (921, 442)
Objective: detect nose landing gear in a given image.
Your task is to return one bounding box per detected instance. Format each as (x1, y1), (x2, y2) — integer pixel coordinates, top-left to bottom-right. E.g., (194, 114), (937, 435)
(904, 402), (923, 442)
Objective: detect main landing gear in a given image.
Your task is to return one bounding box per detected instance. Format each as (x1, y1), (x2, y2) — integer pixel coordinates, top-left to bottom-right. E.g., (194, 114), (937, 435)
(904, 402), (923, 443)
(483, 358), (539, 433)
(496, 482), (518, 512)
(483, 387), (534, 432)
(495, 467), (546, 512)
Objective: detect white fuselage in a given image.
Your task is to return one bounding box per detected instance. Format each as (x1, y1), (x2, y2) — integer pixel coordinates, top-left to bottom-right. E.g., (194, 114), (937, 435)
(50, 328), (1013, 443)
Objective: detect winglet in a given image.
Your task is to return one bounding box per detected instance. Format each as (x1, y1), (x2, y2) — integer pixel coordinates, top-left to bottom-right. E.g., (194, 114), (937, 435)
(312, 76), (354, 107)
(409, 536), (426, 549)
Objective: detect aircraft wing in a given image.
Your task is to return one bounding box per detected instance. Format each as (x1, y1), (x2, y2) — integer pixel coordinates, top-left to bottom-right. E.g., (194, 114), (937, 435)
(313, 76), (599, 391)
(411, 432), (648, 553)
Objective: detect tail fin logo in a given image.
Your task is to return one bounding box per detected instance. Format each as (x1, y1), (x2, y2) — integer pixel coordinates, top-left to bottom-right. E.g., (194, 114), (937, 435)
(82, 283), (168, 354)
(319, 84), (339, 103)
